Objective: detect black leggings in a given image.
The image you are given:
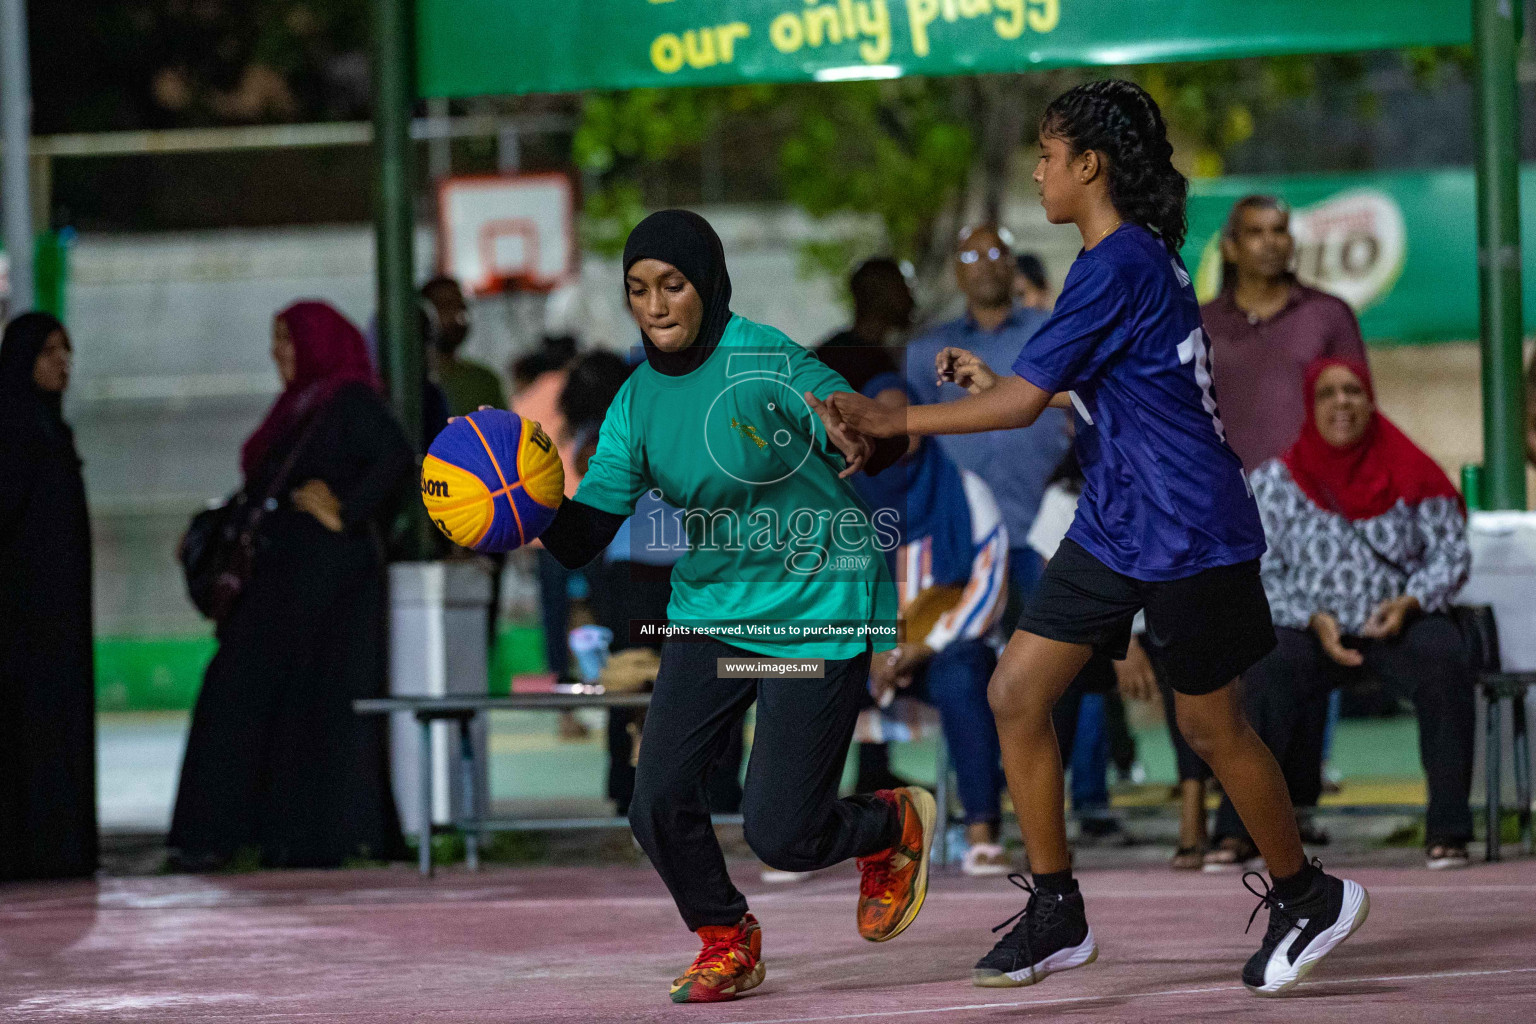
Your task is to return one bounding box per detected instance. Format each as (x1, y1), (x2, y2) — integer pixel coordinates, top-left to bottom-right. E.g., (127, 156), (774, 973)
(628, 637), (901, 931)
(1215, 615), (1476, 846)
(585, 560), (745, 817)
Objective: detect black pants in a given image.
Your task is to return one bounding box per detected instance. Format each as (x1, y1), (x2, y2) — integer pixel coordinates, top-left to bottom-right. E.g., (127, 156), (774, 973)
(628, 637), (901, 931)
(1216, 615), (1476, 846)
(585, 560), (744, 816)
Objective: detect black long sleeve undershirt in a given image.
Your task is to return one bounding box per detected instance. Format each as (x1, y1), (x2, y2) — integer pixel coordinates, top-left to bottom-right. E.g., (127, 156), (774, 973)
(541, 499), (627, 569)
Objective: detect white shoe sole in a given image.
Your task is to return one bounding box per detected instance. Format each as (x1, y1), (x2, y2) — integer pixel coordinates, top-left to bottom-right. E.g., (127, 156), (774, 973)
(962, 843), (1010, 877)
(1247, 880), (1370, 997)
(962, 863), (1011, 878)
(972, 929), (1098, 988)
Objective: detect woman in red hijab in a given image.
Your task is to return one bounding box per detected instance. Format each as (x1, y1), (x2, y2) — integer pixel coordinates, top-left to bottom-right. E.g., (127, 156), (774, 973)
(1209, 357), (1475, 871)
(170, 301), (415, 869)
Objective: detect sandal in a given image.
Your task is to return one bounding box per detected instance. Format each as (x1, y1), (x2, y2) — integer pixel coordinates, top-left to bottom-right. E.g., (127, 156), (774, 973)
(1425, 844), (1470, 870)
(1201, 836), (1260, 873)
(1169, 845), (1205, 871)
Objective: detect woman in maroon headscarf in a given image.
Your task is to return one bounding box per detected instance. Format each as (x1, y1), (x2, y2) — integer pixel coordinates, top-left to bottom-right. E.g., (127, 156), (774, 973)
(1209, 357), (1475, 870)
(170, 301), (414, 869)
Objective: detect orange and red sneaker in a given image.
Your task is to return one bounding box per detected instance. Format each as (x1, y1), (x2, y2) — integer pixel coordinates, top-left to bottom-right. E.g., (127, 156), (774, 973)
(856, 787), (937, 942)
(669, 913), (765, 1004)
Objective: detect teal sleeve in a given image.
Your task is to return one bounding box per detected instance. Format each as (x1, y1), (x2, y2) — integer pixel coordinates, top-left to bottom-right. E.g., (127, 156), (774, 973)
(788, 342), (856, 458)
(572, 388), (647, 517)
(792, 340), (855, 402)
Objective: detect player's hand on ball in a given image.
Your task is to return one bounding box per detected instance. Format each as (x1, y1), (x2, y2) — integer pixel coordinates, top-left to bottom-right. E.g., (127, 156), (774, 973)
(292, 479), (344, 533)
(936, 347), (999, 394)
(445, 406), (497, 426)
(806, 390), (872, 478)
(825, 389), (903, 441)
(422, 410), (564, 552)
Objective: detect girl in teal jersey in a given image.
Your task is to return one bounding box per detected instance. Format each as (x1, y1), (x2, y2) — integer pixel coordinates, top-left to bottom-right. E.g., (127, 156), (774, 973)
(540, 210), (935, 1003)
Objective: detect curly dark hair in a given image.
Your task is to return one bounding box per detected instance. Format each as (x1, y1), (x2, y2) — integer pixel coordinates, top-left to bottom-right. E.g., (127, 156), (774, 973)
(1041, 79), (1188, 253)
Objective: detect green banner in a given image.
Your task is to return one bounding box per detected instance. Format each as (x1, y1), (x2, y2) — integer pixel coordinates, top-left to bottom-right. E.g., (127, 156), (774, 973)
(1183, 168), (1536, 345)
(418, 0), (1471, 99)
(94, 626), (550, 712)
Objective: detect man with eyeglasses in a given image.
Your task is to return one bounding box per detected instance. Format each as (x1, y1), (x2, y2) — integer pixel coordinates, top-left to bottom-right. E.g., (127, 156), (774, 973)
(905, 224), (1070, 604)
(899, 224), (1072, 869)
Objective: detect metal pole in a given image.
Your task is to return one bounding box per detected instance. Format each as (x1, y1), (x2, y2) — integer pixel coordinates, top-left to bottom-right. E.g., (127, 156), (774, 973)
(418, 715), (434, 875)
(0, 0), (33, 311)
(458, 715), (479, 871)
(496, 122), (521, 173)
(1487, 695), (1503, 861)
(1473, 0), (1528, 511)
(426, 97), (451, 183)
(373, 0), (422, 450)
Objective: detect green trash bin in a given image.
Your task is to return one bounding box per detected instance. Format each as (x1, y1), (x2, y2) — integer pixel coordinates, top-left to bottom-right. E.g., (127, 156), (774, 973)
(32, 227), (73, 320)
(0, 227), (72, 319)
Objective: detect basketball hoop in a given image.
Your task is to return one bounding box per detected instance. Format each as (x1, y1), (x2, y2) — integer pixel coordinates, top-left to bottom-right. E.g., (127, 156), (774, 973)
(437, 172), (576, 296)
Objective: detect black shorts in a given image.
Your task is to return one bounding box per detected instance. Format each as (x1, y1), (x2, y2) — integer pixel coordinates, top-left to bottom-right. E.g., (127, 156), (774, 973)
(1016, 539), (1277, 697)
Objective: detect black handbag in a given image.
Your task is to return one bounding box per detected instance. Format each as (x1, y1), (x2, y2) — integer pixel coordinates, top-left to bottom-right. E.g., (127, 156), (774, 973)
(178, 414), (324, 621)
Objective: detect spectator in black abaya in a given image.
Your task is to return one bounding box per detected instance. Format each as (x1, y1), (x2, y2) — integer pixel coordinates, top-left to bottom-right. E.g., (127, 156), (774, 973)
(169, 301), (413, 870)
(0, 312), (98, 881)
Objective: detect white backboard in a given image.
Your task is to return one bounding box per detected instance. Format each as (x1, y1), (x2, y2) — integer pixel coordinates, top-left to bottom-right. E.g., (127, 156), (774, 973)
(437, 173), (576, 295)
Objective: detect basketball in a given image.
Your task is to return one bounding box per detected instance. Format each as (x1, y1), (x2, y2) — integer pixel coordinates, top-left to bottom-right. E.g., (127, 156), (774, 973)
(421, 410), (564, 552)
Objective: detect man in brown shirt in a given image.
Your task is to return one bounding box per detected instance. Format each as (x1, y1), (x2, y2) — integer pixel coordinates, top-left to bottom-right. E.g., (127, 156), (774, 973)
(1196, 197), (1372, 867)
(1202, 196), (1369, 473)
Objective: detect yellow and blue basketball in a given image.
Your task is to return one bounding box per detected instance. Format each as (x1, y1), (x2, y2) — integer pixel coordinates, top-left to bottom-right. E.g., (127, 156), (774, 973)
(421, 410), (564, 552)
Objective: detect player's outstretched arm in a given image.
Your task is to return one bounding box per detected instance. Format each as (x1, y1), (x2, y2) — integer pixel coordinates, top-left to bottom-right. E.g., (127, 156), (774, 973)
(830, 375), (1054, 439)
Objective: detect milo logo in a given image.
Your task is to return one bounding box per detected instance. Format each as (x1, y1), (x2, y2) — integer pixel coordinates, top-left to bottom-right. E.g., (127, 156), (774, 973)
(1196, 188), (1407, 313)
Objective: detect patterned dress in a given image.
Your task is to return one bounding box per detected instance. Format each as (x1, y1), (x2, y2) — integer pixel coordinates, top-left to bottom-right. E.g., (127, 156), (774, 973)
(1250, 459), (1470, 634)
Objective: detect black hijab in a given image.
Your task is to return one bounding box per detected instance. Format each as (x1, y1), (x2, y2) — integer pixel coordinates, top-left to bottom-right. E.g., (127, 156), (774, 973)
(0, 312), (71, 447)
(622, 210), (733, 376)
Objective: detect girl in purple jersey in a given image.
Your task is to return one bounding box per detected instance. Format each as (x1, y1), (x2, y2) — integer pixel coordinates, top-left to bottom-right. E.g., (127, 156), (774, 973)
(831, 80), (1367, 997)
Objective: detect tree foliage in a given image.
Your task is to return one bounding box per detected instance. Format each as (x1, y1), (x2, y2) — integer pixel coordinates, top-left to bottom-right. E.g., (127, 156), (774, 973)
(574, 50), (1472, 295)
(574, 75), (1067, 292)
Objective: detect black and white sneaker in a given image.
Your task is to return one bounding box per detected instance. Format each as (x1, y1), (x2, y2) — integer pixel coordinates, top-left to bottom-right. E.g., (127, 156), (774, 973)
(972, 874), (1098, 988)
(1241, 864), (1369, 997)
